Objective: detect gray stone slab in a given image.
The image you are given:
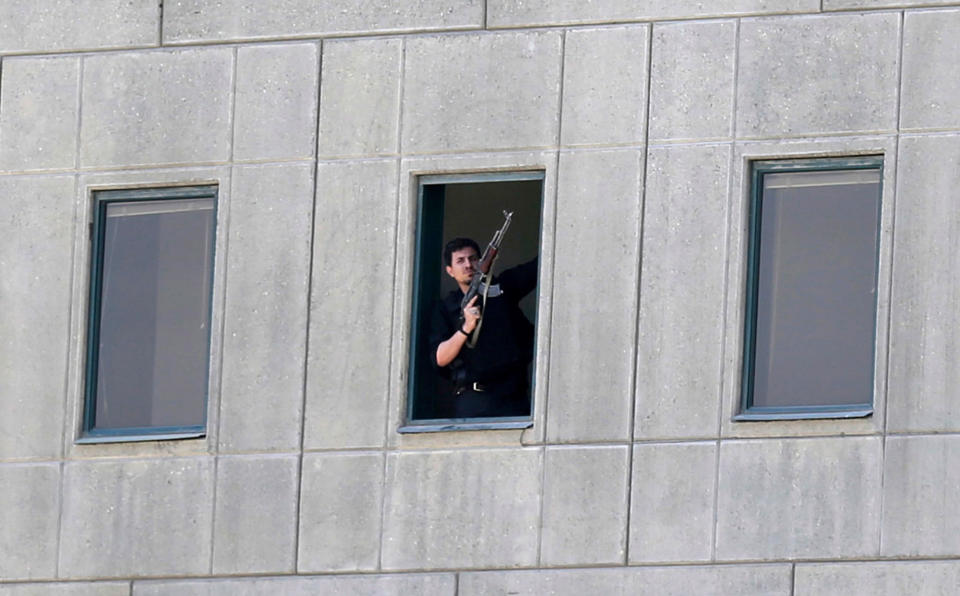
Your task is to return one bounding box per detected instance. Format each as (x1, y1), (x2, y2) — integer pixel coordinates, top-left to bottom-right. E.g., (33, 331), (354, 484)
(133, 574), (455, 596)
(212, 455), (298, 574)
(0, 463), (60, 580)
(540, 446), (629, 565)
(881, 435), (960, 556)
(460, 564), (792, 596)
(0, 56), (80, 171)
(560, 25), (648, 146)
(163, 0), (482, 44)
(217, 164), (313, 452)
(901, 10), (960, 130)
(318, 38), (402, 157)
(401, 31), (562, 154)
(735, 13), (899, 139)
(59, 457), (214, 578)
(297, 452), (384, 572)
(381, 448), (541, 570)
(79, 49), (233, 168)
(795, 561), (960, 596)
(887, 135), (960, 432)
(629, 442), (716, 563)
(547, 149), (642, 443)
(303, 159), (398, 450)
(0, 0), (157, 54)
(826, 0), (958, 7)
(635, 144), (729, 440)
(0, 583), (130, 596)
(234, 43), (319, 161)
(649, 21), (736, 142)
(0, 175), (74, 460)
(487, 0), (817, 27)
(716, 437), (882, 560)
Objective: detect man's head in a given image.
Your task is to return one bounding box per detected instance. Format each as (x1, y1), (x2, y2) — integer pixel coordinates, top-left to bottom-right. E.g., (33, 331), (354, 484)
(443, 237), (480, 287)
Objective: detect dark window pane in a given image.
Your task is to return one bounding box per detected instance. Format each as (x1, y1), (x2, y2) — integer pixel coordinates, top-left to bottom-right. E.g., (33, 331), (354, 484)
(93, 198), (215, 430)
(751, 168), (881, 409)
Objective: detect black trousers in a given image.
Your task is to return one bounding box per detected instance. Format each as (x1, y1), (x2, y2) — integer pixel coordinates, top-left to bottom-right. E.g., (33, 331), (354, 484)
(450, 370), (530, 418)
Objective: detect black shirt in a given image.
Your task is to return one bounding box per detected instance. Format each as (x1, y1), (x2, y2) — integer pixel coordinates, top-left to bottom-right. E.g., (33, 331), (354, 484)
(429, 258), (538, 383)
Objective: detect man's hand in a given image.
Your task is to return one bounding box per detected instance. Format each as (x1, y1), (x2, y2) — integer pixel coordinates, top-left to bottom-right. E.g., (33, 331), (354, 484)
(462, 295), (481, 333)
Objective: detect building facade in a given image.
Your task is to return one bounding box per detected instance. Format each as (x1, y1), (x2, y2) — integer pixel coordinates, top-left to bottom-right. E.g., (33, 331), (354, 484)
(2, 1), (960, 594)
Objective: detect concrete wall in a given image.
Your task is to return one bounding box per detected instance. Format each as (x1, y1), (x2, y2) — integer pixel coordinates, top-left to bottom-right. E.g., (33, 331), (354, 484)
(2, 1), (959, 594)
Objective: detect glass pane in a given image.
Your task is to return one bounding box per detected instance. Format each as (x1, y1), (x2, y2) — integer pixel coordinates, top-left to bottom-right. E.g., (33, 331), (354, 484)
(751, 168), (881, 408)
(93, 197), (215, 430)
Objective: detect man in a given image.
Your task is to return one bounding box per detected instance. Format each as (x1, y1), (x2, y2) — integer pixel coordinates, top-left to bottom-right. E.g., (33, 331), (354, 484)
(429, 237), (537, 418)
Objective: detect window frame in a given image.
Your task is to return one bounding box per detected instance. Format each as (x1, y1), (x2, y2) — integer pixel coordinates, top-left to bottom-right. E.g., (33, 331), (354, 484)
(400, 170), (544, 433)
(736, 156), (883, 421)
(80, 185), (219, 442)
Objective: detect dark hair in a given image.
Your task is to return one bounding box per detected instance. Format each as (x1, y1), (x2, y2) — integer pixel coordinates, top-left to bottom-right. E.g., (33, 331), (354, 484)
(443, 237), (480, 267)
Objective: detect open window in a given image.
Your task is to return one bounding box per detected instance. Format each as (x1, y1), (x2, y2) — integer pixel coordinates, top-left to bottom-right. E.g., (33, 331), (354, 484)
(81, 185), (217, 441)
(404, 172), (544, 431)
(738, 157), (883, 420)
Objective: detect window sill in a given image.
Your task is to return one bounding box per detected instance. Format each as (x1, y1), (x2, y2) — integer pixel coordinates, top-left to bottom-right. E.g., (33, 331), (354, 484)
(733, 407), (873, 422)
(398, 419), (533, 433)
(75, 430), (206, 444)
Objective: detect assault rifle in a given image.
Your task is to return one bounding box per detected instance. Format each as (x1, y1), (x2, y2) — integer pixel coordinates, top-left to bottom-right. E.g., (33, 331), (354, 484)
(460, 210), (513, 348)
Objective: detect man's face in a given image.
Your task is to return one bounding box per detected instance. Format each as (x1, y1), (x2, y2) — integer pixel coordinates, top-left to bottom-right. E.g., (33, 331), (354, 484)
(445, 246), (479, 286)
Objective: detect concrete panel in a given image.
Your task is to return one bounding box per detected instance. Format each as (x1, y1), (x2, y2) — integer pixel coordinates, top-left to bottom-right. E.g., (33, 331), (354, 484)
(901, 10), (960, 130)
(234, 43), (319, 161)
(547, 149), (642, 443)
(629, 442), (716, 563)
(487, 0), (817, 27)
(402, 31), (562, 154)
(0, 175), (74, 460)
(649, 21), (736, 142)
(163, 0), (482, 43)
(882, 436), (960, 556)
(218, 164), (313, 452)
(304, 159), (398, 449)
(460, 565), (792, 596)
(212, 455), (298, 574)
(716, 437), (882, 560)
(298, 452), (384, 572)
(0, 464), (59, 580)
(134, 574), (455, 596)
(887, 135), (960, 432)
(381, 448), (541, 570)
(635, 144), (729, 439)
(796, 561), (960, 596)
(318, 38), (402, 157)
(59, 457), (214, 578)
(0, 57), (80, 171)
(540, 446), (629, 565)
(736, 13), (899, 138)
(826, 0), (958, 8)
(79, 49), (233, 168)
(0, 0), (157, 54)
(560, 26), (648, 146)
(0, 583), (129, 596)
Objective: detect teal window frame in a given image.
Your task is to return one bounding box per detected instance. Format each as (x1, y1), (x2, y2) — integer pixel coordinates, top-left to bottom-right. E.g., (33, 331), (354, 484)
(401, 171), (544, 433)
(736, 156), (883, 421)
(80, 185), (218, 442)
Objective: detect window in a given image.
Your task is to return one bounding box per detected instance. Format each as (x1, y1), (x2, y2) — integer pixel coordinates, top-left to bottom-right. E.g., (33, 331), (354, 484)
(738, 157), (883, 420)
(404, 172), (543, 431)
(82, 186), (217, 441)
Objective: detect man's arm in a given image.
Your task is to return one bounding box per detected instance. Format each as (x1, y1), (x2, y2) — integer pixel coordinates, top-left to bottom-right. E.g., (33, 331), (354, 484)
(497, 257), (539, 301)
(435, 295), (480, 367)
